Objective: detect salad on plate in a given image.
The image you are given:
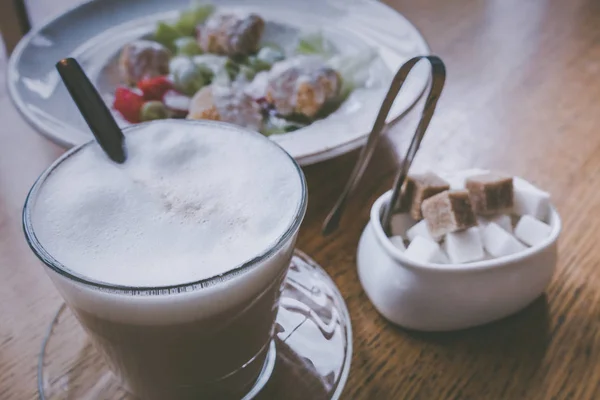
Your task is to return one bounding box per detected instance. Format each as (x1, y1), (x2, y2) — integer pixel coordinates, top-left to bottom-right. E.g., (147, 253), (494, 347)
(111, 2), (377, 136)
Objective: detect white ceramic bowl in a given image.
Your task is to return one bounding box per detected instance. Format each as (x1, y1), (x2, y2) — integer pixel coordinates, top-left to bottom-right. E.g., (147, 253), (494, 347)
(357, 190), (561, 332)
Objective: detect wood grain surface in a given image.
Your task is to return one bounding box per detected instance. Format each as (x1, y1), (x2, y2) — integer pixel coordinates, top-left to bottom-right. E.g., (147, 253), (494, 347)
(1, 0), (600, 398)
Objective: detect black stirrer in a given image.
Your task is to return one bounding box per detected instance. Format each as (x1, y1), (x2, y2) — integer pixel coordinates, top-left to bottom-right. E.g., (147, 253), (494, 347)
(56, 58), (127, 163)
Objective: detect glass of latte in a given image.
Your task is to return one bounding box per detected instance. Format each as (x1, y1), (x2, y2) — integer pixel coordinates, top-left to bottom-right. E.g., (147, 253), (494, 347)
(23, 120), (307, 399)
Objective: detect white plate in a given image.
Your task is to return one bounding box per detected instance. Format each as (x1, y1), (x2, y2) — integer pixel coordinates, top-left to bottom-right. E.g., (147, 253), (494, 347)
(8, 0), (429, 165)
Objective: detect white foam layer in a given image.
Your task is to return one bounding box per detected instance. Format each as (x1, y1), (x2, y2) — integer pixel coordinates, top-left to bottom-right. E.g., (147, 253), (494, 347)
(32, 120), (303, 288)
(46, 240), (296, 325)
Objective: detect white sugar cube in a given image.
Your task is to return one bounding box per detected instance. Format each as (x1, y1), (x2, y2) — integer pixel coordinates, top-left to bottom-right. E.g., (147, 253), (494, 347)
(513, 178), (551, 221)
(404, 236), (448, 263)
(445, 168), (489, 190)
(443, 227), (485, 263)
(390, 213), (416, 238)
(481, 222), (527, 258)
(388, 235), (406, 251)
(407, 220), (441, 243)
(514, 215), (552, 247)
(477, 214), (513, 233)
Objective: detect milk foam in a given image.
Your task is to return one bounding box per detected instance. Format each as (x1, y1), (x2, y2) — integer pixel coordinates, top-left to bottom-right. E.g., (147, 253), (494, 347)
(32, 120), (303, 287)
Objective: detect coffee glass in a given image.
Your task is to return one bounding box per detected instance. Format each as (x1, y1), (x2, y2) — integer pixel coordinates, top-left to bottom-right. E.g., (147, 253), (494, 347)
(23, 121), (307, 400)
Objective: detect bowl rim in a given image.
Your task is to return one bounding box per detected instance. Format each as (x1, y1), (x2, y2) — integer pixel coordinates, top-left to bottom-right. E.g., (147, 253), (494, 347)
(369, 186), (562, 273)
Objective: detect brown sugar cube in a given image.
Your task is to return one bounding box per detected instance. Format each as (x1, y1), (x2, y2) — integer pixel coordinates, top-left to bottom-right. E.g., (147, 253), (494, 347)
(466, 173), (514, 216)
(421, 190), (477, 237)
(400, 172), (450, 220)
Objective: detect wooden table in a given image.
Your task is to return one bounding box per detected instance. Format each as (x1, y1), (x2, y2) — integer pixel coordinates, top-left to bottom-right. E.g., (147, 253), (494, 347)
(1, 0), (600, 398)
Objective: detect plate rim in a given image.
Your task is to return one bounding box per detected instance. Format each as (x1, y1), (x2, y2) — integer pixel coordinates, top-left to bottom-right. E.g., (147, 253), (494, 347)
(7, 0), (430, 165)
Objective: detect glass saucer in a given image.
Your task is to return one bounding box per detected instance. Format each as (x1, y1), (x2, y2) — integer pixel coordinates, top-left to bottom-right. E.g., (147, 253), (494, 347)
(38, 250), (352, 400)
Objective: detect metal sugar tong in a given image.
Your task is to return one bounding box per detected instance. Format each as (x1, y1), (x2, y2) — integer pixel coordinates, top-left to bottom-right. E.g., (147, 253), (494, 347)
(322, 55), (446, 235)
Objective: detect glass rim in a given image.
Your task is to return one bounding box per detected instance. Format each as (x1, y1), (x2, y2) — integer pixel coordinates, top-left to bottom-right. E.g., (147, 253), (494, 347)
(23, 120), (308, 295)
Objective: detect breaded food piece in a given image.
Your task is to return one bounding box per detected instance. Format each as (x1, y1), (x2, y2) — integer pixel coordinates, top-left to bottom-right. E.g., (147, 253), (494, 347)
(187, 86), (220, 121)
(265, 56), (341, 118)
(187, 84), (263, 131)
(197, 13), (265, 56)
(118, 40), (171, 85)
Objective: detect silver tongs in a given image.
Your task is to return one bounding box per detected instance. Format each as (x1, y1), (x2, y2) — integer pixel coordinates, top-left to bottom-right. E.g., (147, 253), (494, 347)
(322, 55), (446, 235)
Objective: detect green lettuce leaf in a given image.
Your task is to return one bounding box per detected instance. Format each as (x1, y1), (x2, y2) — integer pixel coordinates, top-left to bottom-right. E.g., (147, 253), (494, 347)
(296, 32), (335, 57)
(175, 3), (215, 36)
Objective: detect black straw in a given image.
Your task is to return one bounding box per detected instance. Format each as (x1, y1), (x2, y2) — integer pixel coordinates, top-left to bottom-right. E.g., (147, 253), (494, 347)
(56, 58), (127, 163)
